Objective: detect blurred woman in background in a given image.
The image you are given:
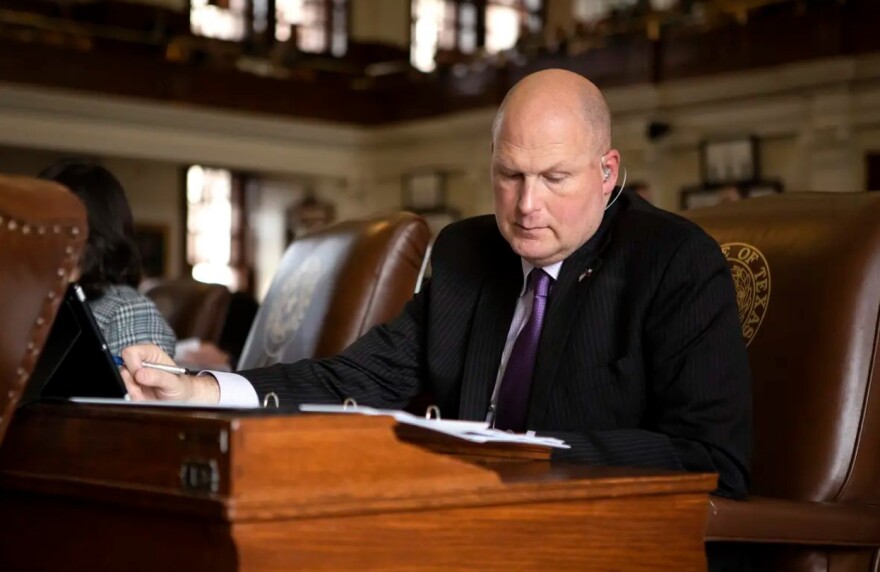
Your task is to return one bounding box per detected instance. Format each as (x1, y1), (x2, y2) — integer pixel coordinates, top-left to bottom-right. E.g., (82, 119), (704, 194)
(39, 159), (176, 357)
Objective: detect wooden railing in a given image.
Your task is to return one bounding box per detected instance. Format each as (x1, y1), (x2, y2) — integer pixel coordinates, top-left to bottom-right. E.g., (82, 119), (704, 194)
(0, 0), (877, 125)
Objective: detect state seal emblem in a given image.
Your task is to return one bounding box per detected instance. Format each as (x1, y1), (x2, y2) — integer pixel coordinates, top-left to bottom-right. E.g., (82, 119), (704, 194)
(721, 242), (770, 346)
(264, 254), (324, 359)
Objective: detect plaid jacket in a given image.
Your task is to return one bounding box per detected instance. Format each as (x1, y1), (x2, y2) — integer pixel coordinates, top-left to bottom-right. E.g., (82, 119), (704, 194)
(89, 284), (176, 357)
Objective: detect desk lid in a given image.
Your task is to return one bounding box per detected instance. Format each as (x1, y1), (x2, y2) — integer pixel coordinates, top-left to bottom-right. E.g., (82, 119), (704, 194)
(0, 403), (716, 520)
(0, 175), (86, 445)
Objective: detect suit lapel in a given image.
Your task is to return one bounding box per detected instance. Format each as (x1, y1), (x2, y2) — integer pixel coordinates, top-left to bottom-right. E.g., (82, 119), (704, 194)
(526, 250), (600, 427)
(526, 204), (619, 428)
(458, 253), (521, 421)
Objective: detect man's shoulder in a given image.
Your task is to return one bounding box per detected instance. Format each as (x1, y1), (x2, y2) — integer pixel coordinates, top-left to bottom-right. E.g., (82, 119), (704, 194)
(616, 192), (719, 254)
(430, 214), (512, 276)
(434, 214), (507, 255)
(437, 214), (499, 240)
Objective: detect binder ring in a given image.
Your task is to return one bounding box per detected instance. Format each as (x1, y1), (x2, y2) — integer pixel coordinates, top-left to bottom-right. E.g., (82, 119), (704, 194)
(343, 397), (358, 410)
(262, 392), (279, 408)
(425, 405), (441, 420)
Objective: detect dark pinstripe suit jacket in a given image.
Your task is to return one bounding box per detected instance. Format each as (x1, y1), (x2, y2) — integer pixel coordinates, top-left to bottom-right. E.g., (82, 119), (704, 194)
(243, 191), (752, 498)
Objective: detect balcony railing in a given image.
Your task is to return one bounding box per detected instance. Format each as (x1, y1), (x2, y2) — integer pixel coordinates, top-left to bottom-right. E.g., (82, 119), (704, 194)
(0, 0), (877, 125)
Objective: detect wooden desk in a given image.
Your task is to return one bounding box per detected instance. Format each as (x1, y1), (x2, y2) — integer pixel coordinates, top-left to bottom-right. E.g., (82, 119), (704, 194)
(0, 404), (715, 571)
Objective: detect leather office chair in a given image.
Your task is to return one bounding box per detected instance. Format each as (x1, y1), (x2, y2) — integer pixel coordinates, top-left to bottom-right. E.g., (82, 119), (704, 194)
(142, 279), (231, 344)
(683, 193), (880, 572)
(0, 175), (86, 443)
(237, 212), (430, 370)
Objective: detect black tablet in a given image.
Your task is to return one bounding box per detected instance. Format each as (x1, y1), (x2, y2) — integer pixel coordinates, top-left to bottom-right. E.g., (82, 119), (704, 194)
(21, 283), (128, 406)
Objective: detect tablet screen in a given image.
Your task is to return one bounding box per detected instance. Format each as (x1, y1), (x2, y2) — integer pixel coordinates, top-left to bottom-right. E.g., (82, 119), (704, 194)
(22, 283), (128, 406)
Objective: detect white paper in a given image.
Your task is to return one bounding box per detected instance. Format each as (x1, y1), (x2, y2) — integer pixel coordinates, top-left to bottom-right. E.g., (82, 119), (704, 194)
(299, 404), (570, 449)
(68, 396), (254, 409)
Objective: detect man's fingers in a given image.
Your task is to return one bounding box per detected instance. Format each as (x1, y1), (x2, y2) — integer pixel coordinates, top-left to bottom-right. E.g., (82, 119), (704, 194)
(120, 367), (146, 401)
(134, 367), (174, 389)
(121, 344), (147, 370)
(119, 344), (197, 403)
(121, 344), (175, 371)
(134, 367), (189, 401)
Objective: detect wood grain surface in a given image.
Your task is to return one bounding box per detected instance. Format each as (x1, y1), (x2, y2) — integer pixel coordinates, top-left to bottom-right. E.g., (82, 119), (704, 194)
(0, 404), (715, 571)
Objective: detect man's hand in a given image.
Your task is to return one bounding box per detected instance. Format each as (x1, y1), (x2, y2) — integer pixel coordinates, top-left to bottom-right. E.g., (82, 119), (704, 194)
(120, 344), (220, 404)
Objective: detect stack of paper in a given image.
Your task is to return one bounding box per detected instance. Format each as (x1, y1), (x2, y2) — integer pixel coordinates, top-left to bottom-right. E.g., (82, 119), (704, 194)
(299, 404), (569, 449)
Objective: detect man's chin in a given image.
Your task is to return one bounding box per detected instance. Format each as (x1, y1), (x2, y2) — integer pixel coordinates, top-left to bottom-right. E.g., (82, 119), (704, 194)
(510, 241), (554, 266)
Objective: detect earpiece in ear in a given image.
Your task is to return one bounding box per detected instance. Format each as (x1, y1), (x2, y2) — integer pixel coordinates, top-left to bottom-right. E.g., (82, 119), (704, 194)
(601, 157), (611, 181)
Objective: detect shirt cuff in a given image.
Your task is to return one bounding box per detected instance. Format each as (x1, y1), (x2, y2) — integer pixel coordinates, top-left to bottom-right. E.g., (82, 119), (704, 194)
(204, 370), (260, 407)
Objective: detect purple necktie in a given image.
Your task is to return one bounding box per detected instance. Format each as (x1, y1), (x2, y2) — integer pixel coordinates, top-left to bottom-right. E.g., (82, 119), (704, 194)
(494, 268), (553, 432)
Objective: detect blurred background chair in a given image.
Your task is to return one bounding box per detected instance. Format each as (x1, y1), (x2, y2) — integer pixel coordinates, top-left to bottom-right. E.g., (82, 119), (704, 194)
(213, 291), (260, 370)
(237, 211), (430, 370)
(141, 278), (231, 346)
(0, 175), (86, 443)
(684, 193), (880, 572)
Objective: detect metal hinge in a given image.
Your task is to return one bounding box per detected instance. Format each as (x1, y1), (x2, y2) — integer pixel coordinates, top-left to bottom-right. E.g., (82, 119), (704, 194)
(179, 459), (220, 494)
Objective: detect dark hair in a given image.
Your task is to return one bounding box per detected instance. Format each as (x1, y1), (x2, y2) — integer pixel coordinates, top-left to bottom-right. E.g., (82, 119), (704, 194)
(38, 159), (143, 299)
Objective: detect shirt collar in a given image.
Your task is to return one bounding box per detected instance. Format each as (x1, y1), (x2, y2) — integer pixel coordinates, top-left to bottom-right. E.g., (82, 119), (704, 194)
(518, 259), (563, 297)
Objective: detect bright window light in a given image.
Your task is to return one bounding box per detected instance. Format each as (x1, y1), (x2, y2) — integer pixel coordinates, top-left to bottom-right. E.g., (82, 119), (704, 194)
(186, 166), (235, 288)
(190, 0), (247, 41)
(411, 0), (444, 72)
(485, 4), (519, 53)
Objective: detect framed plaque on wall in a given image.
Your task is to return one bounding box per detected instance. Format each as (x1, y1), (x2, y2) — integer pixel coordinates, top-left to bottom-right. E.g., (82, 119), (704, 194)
(402, 169), (448, 212)
(701, 136), (760, 186)
(401, 168), (460, 236)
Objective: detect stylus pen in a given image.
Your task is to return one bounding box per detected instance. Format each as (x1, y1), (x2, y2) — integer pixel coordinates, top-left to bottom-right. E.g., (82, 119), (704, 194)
(142, 361), (193, 376)
(113, 356), (195, 376)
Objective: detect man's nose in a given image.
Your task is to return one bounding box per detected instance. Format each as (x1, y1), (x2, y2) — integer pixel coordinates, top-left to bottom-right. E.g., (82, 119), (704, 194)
(517, 177), (539, 214)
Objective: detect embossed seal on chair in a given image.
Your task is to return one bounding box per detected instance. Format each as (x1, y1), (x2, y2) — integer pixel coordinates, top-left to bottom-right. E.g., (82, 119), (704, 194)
(237, 212), (431, 370)
(721, 242), (770, 346)
(265, 253), (324, 360)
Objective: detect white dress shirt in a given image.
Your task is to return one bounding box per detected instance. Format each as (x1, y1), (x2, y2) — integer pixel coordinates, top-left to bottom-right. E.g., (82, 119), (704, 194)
(209, 259), (562, 409)
(211, 368), (260, 406)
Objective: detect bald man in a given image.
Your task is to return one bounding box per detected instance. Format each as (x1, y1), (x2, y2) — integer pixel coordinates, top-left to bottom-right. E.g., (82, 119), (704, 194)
(123, 70), (751, 502)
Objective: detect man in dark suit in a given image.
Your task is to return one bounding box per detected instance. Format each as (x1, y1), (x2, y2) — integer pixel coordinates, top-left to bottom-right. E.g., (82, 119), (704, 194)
(122, 69), (751, 501)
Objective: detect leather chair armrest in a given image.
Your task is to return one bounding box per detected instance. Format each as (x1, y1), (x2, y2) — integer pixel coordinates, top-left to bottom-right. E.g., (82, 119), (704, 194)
(706, 496), (880, 546)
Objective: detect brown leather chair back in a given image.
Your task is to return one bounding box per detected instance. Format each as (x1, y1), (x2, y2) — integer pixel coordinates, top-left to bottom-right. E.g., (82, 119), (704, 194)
(684, 193), (880, 505)
(0, 175), (87, 443)
(142, 279), (231, 344)
(237, 212), (430, 370)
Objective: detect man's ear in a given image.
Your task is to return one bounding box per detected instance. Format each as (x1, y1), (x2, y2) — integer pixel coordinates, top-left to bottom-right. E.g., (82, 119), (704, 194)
(601, 150), (621, 197)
